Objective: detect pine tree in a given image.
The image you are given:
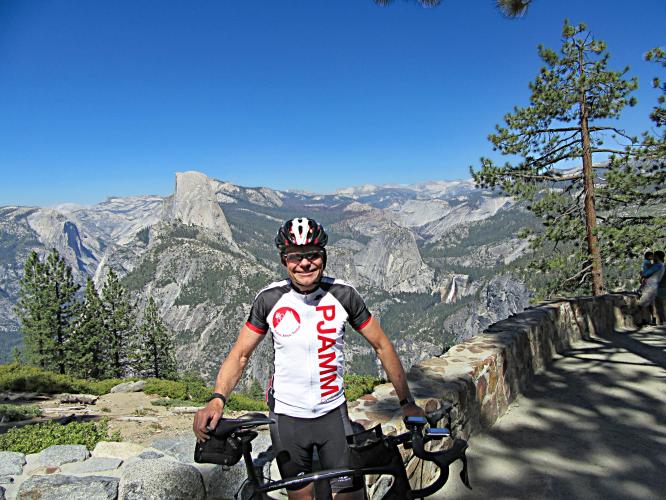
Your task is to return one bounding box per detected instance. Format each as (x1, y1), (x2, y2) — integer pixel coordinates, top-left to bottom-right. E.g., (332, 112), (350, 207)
(15, 251), (52, 369)
(15, 249), (80, 372)
(133, 297), (177, 380)
(42, 249), (80, 374)
(594, 47), (666, 278)
(100, 268), (135, 378)
(67, 278), (108, 379)
(472, 21), (638, 297)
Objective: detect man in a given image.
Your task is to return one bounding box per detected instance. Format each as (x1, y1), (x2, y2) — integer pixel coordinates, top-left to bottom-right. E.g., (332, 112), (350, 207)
(638, 250), (664, 323)
(194, 217), (423, 499)
(642, 250), (665, 325)
(638, 251), (654, 293)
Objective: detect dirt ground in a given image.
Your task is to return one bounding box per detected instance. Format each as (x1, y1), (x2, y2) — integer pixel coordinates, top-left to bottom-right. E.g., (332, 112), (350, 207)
(36, 391), (203, 445)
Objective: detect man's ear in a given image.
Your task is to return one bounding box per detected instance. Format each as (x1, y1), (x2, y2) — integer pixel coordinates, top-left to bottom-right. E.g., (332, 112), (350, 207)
(280, 254), (287, 266)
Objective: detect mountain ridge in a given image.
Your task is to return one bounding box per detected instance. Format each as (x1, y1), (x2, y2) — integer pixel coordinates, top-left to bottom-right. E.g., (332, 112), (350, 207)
(0, 171), (532, 382)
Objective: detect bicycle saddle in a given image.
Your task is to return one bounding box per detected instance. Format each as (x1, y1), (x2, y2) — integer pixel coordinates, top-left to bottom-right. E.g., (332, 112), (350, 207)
(207, 412), (274, 438)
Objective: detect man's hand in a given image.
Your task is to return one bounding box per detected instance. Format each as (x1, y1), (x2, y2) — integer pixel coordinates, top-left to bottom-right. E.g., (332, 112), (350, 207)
(193, 399), (225, 442)
(401, 402), (426, 418)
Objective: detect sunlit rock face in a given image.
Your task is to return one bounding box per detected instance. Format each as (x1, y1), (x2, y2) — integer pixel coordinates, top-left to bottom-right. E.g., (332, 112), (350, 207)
(169, 171), (234, 242)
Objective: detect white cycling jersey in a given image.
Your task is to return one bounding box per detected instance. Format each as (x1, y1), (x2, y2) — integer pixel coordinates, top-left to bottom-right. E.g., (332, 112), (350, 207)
(245, 277), (372, 418)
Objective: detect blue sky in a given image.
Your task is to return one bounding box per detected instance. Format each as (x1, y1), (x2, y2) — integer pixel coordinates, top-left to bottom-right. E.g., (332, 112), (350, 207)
(1, 0), (664, 206)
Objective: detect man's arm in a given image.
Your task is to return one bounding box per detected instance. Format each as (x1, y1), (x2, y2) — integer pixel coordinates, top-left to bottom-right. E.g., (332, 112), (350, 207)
(643, 263), (663, 278)
(357, 317), (424, 417)
(193, 325), (265, 441)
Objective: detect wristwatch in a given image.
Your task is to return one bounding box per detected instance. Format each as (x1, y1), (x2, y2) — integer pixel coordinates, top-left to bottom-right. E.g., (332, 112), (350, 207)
(208, 392), (227, 405)
(399, 396), (415, 407)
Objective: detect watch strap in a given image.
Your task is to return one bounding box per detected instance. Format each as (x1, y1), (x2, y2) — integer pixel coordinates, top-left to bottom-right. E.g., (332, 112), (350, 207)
(208, 392), (227, 404)
(399, 396), (415, 407)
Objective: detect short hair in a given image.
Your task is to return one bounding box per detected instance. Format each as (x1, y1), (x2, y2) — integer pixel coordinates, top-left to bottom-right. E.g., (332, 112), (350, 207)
(645, 251), (654, 258)
(655, 251), (665, 261)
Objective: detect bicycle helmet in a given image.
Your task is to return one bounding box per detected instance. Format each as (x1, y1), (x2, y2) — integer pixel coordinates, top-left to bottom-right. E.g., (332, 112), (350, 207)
(275, 217), (328, 253)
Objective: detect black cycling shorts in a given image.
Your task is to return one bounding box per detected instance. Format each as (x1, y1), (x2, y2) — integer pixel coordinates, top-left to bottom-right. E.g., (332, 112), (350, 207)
(269, 402), (364, 493)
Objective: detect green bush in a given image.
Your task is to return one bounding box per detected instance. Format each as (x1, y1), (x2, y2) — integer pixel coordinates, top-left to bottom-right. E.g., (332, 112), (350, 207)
(0, 364), (132, 395)
(149, 374), (267, 411)
(0, 419), (121, 454)
(143, 377), (211, 403)
(226, 393), (268, 412)
(344, 374), (384, 402)
(0, 364), (269, 412)
(0, 404), (42, 422)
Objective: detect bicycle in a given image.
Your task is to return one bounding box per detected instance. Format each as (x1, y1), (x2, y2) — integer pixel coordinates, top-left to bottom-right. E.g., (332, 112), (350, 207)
(194, 408), (472, 499)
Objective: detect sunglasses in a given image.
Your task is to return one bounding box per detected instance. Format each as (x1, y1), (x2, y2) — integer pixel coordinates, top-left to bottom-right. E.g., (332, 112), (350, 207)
(283, 251), (324, 263)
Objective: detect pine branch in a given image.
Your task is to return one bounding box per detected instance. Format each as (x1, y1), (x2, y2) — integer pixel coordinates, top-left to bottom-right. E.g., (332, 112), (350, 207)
(561, 264), (593, 287)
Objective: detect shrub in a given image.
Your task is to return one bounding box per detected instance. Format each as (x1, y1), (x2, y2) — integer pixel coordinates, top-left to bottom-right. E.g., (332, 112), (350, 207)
(226, 393), (268, 412)
(344, 374), (384, 402)
(0, 404), (42, 422)
(0, 364), (132, 395)
(143, 377), (211, 403)
(0, 419), (121, 454)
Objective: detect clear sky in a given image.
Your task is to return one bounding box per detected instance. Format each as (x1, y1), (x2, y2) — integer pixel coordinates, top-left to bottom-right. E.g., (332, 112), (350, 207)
(1, 0), (664, 206)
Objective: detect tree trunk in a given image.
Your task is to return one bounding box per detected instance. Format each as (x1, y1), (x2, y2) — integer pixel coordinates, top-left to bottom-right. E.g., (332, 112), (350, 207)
(579, 88), (605, 296)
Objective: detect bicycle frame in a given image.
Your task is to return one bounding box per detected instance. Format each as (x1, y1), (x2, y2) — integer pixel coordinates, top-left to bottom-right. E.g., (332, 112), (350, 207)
(236, 428), (454, 500)
(195, 412), (470, 499)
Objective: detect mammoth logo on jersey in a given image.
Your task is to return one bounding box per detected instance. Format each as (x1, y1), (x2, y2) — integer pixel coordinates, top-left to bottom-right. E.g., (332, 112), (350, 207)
(290, 218), (311, 245)
(272, 307), (301, 337)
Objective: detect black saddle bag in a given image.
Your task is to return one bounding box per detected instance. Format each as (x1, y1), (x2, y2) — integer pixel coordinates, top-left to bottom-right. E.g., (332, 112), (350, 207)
(346, 424), (394, 469)
(194, 433), (243, 466)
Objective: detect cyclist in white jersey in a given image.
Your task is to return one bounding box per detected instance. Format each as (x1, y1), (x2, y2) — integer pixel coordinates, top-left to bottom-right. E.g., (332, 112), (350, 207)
(194, 217), (424, 500)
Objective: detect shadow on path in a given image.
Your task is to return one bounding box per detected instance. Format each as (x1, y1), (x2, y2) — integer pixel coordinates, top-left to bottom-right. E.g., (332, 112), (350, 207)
(439, 325), (666, 500)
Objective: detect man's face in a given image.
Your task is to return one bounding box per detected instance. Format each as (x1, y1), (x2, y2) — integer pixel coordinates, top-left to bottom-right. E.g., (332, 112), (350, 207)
(282, 245), (325, 292)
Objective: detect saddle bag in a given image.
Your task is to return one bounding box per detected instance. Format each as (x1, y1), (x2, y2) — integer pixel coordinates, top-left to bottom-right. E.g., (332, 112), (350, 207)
(346, 424), (394, 469)
(194, 434), (243, 466)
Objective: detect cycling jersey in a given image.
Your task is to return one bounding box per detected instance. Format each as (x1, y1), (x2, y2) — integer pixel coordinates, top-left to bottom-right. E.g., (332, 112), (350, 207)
(245, 277), (372, 418)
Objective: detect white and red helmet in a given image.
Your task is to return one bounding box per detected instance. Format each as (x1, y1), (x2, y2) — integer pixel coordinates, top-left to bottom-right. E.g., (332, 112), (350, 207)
(275, 217), (328, 253)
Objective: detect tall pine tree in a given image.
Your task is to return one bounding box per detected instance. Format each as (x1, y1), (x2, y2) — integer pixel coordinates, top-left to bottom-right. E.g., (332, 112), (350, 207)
(15, 251), (52, 369)
(15, 249), (79, 373)
(472, 21), (638, 297)
(67, 278), (108, 378)
(133, 297), (177, 380)
(100, 268), (135, 378)
(43, 249), (80, 374)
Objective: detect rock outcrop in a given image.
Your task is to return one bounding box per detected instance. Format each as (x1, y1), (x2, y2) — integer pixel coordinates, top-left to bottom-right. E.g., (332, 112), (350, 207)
(169, 172), (234, 243)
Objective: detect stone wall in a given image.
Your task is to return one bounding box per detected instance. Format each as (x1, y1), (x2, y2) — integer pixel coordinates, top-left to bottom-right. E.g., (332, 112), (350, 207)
(348, 293), (647, 440)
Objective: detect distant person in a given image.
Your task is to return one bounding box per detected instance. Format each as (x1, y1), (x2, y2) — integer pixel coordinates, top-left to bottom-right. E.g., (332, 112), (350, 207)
(640, 251), (665, 322)
(638, 251), (654, 293)
(655, 252), (666, 326)
(193, 217), (424, 500)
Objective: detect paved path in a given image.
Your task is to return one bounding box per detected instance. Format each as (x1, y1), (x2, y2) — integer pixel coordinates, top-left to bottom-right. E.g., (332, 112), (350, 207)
(438, 325), (666, 500)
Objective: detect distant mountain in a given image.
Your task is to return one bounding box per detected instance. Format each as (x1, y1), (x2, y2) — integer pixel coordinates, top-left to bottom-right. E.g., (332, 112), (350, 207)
(0, 171), (533, 383)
